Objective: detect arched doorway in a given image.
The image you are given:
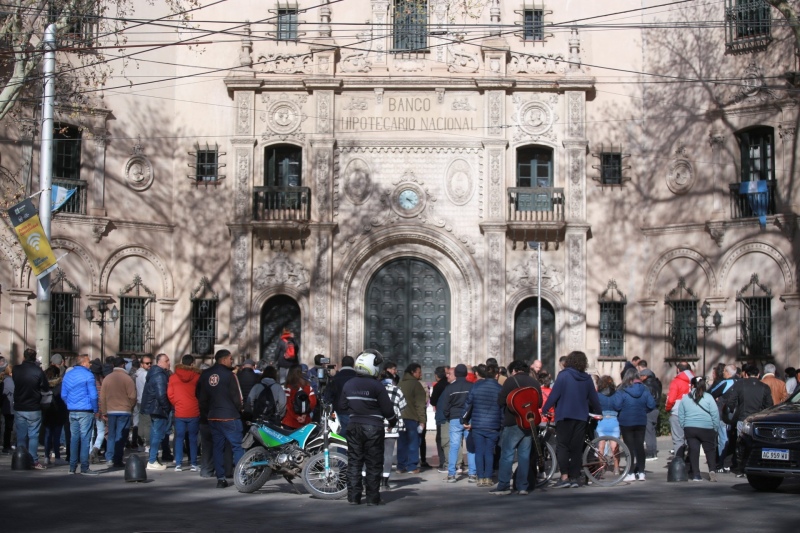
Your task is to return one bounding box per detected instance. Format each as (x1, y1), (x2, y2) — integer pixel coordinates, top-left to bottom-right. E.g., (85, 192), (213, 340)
(260, 295), (301, 363)
(514, 298), (556, 375)
(364, 258), (450, 382)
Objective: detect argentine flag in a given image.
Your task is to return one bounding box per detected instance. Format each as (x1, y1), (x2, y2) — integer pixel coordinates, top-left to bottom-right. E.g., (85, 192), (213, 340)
(51, 185), (76, 212)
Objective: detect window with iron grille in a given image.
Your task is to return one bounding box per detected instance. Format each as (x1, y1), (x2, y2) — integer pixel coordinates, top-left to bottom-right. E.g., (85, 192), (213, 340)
(725, 0), (772, 52)
(736, 274), (772, 360)
(190, 277), (219, 356)
(393, 0), (428, 51)
(665, 278), (698, 360)
(738, 127), (774, 182)
(523, 9), (544, 41)
(50, 269), (80, 355)
(600, 153), (622, 184)
(598, 280), (626, 358)
(49, 1), (99, 47)
(188, 142), (226, 185)
(118, 275), (155, 355)
(54, 124), (81, 181)
(277, 8), (299, 40)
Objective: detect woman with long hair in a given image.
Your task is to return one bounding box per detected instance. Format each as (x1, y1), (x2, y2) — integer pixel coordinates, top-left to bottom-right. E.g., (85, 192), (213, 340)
(596, 375), (621, 474)
(282, 365), (317, 429)
(679, 376), (720, 481)
(614, 368), (656, 481)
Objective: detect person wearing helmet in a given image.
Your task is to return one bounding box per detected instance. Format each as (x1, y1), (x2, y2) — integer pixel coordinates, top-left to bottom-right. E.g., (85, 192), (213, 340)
(341, 350), (398, 506)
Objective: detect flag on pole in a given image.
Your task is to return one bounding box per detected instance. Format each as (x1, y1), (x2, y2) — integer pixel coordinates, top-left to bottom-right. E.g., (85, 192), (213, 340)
(7, 198), (58, 279)
(51, 185), (76, 212)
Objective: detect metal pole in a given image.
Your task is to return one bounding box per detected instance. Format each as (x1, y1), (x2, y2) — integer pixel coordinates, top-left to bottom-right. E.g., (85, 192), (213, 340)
(537, 242), (542, 369)
(702, 321), (707, 382)
(35, 24), (56, 366)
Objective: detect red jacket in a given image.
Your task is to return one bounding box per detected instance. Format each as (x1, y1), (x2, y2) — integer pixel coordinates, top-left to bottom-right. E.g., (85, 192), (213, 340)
(167, 365), (201, 418)
(665, 370), (694, 412)
(282, 383), (317, 429)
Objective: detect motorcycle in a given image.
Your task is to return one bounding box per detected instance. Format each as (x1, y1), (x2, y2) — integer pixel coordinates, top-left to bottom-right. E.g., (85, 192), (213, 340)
(233, 400), (348, 499)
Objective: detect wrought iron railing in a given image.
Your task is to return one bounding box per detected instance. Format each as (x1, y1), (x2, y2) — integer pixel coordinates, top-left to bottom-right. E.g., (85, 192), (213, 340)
(729, 181), (776, 219)
(253, 186), (310, 221)
(507, 187), (565, 222)
(52, 178), (87, 214)
(725, 0), (772, 53)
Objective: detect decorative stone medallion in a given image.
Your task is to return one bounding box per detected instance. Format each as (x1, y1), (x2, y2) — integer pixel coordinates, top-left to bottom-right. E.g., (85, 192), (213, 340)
(124, 140), (154, 191)
(343, 158), (373, 205)
(262, 93), (308, 139)
(666, 159), (694, 195)
(445, 159), (474, 205)
(518, 101), (553, 137)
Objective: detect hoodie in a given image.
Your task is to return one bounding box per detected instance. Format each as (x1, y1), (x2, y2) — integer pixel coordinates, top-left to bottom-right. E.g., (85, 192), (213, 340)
(542, 367), (601, 423)
(246, 377), (287, 420)
(665, 369), (694, 412)
(167, 364), (201, 418)
(613, 382), (657, 426)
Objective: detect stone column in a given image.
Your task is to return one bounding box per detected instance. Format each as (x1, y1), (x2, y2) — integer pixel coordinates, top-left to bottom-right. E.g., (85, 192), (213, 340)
(7, 289), (34, 364)
(779, 124), (797, 213)
(89, 132), (107, 216)
(565, 227), (589, 351)
(482, 134), (508, 360)
(370, 0), (389, 71)
(309, 223), (336, 357)
(158, 298), (177, 360)
(709, 130), (725, 217)
(229, 227), (251, 353)
(637, 299), (658, 362)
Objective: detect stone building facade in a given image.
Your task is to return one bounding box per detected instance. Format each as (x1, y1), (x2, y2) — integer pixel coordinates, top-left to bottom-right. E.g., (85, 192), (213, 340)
(0, 0), (797, 383)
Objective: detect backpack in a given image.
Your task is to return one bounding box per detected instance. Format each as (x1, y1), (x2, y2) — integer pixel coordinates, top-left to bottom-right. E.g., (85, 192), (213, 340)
(252, 384), (277, 422)
(283, 338), (297, 361)
(293, 388), (312, 415)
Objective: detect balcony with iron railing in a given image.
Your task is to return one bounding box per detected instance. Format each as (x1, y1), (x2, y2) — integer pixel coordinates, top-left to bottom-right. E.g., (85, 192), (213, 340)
(52, 177), (87, 215)
(729, 180), (776, 220)
(506, 187), (566, 245)
(725, 0), (772, 53)
(251, 186), (311, 248)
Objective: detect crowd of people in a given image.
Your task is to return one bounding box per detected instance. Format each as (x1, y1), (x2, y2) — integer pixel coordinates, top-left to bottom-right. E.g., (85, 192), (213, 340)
(0, 342), (796, 505)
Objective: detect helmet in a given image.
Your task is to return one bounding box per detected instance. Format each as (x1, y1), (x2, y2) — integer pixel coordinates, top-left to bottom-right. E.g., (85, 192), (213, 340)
(354, 349), (384, 377)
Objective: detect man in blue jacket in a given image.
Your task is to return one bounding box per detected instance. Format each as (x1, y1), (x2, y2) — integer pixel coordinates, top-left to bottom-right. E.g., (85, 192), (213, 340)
(443, 364), (475, 482)
(62, 354), (100, 475)
(141, 353), (172, 470)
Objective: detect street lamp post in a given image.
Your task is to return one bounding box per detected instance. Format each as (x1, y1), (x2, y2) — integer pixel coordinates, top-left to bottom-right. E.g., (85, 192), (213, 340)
(84, 299), (119, 361)
(699, 300), (722, 381)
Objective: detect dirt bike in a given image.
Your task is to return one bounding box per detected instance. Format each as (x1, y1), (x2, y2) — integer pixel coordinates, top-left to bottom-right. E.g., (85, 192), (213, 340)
(233, 403), (347, 498)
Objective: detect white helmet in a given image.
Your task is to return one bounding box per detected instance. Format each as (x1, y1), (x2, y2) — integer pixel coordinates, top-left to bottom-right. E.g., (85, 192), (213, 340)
(354, 349), (384, 377)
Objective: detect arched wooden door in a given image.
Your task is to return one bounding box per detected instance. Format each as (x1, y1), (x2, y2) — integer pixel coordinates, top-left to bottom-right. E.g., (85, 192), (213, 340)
(364, 258), (450, 383)
(514, 297), (556, 376)
(260, 295), (301, 363)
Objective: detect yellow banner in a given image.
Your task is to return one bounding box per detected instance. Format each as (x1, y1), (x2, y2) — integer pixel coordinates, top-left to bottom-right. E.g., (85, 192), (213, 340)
(7, 198), (58, 279)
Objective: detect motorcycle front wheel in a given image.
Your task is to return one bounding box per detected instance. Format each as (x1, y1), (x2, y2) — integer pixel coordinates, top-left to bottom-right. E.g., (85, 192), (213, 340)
(234, 446), (273, 493)
(301, 450), (348, 500)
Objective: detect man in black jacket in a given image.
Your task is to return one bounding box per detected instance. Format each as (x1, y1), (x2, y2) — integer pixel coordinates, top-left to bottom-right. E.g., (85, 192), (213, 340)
(13, 348), (49, 469)
(141, 353), (172, 470)
(197, 349), (244, 488)
(342, 351), (397, 506)
(324, 355), (357, 436)
(429, 366), (449, 472)
(726, 363), (773, 475)
(443, 364), (474, 482)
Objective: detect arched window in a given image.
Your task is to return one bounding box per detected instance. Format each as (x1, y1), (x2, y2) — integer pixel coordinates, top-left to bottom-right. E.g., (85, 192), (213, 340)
(737, 126), (774, 182)
(265, 144), (302, 187)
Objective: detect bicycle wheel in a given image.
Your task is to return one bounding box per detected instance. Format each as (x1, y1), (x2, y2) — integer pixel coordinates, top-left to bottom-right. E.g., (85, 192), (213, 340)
(582, 436), (630, 487)
(536, 440), (557, 488)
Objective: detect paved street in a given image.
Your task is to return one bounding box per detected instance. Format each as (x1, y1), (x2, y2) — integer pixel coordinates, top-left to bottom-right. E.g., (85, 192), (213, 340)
(1, 436), (797, 532)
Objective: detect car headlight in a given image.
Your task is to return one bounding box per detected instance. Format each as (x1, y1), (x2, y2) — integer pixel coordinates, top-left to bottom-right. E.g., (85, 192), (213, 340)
(741, 419), (754, 436)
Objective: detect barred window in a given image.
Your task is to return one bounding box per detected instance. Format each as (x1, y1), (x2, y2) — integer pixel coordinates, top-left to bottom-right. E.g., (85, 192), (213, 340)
(598, 280), (626, 358)
(190, 277), (219, 356)
(665, 278), (698, 361)
(188, 142), (226, 185)
(725, 0), (772, 52)
(393, 0), (427, 51)
(736, 274), (772, 360)
(523, 9), (544, 41)
(278, 8), (299, 40)
(118, 275), (155, 355)
(49, 1), (99, 47)
(54, 124), (81, 180)
(50, 269), (80, 355)
(600, 153), (622, 185)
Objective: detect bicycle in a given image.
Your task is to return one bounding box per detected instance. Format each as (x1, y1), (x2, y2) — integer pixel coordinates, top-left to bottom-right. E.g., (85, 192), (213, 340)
(538, 414), (631, 487)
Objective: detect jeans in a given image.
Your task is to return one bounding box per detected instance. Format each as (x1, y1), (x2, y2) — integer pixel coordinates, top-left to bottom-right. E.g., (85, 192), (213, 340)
(44, 423), (63, 459)
(149, 416), (169, 464)
(497, 425), (531, 491)
(670, 412), (684, 454)
(620, 425), (646, 475)
(383, 437), (397, 476)
(174, 417), (199, 466)
(336, 413), (350, 437)
(15, 410), (42, 463)
(106, 414), (131, 465)
(435, 422), (446, 466)
(209, 419), (244, 480)
(69, 412), (95, 472)
(644, 409), (659, 457)
(92, 417), (106, 451)
(397, 419), (420, 471)
(472, 429), (500, 480)
(2, 414), (13, 450)
(448, 419), (475, 476)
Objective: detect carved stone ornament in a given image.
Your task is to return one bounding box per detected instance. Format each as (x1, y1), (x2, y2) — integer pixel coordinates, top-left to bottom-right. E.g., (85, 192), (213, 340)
(341, 52), (372, 73)
(452, 98), (475, 111)
(343, 97), (369, 111)
(343, 158), (373, 205)
(507, 255), (564, 295)
(124, 140), (154, 191)
(509, 52), (567, 75)
(253, 252), (310, 292)
(445, 159), (474, 205)
(666, 159), (694, 195)
(394, 58), (424, 72)
(258, 53), (313, 74)
(261, 93), (308, 140)
(91, 218), (111, 243)
(513, 94), (558, 142)
(447, 45), (480, 73)
(735, 62), (776, 103)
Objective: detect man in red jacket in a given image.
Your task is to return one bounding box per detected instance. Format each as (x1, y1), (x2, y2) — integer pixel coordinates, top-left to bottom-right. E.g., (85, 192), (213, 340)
(167, 354), (201, 472)
(665, 362), (694, 458)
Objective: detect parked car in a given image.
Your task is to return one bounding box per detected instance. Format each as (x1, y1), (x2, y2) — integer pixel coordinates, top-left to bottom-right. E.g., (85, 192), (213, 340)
(739, 388), (800, 491)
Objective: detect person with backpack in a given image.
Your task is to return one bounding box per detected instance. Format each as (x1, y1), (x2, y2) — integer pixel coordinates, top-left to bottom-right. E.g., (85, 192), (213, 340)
(637, 360), (662, 461)
(678, 377), (720, 481)
(245, 366), (286, 423)
(274, 328), (300, 385)
(282, 366), (316, 429)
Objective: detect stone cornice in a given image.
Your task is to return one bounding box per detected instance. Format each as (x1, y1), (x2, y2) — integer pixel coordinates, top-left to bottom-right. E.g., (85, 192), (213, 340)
(338, 139), (484, 150)
(641, 222), (706, 236)
(303, 79), (342, 90)
(479, 222), (507, 232)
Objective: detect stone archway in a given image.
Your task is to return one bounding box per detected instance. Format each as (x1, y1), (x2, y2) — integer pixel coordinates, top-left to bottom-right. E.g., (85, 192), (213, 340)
(513, 297), (557, 376)
(259, 295), (301, 363)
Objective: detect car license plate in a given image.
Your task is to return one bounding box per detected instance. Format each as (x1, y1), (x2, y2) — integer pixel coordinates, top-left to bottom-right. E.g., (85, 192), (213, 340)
(762, 448), (790, 461)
